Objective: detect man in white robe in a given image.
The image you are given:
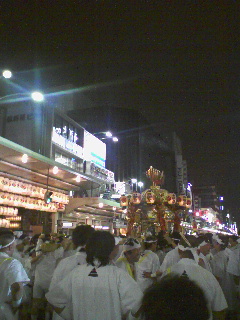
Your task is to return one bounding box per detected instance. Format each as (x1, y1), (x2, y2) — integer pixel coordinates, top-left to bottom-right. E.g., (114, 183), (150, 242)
(197, 237), (212, 273)
(46, 231), (143, 320)
(161, 240), (227, 320)
(49, 225), (95, 320)
(115, 238), (141, 281)
(0, 229), (29, 320)
(159, 246), (180, 273)
(137, 236), (161, 292)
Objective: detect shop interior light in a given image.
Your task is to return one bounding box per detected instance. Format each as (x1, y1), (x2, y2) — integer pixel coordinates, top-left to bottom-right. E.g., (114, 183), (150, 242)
(75, 175), (81, 182)
(53, 166), (59, 174)
(21, 154), (28, 163)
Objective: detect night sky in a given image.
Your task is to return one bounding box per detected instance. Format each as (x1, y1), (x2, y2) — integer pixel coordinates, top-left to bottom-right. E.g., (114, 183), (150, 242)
(1, 1), (240, 218)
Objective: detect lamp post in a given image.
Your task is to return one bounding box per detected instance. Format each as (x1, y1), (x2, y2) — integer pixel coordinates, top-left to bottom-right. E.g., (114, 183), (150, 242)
(131, 178), (137, 192)
(138, 181), (144, 193)
(0, 91), (44, 104)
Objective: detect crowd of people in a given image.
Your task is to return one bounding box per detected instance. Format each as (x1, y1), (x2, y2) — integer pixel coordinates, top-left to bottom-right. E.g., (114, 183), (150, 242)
(0, 225), (240, 320)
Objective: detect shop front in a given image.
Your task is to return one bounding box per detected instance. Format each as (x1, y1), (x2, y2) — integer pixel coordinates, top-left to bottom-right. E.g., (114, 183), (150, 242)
(0, 136), (105, 235)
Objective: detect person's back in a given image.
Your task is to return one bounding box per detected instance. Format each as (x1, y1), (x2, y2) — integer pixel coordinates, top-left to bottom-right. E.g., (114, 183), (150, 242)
(46, 231), (143, 320)
(163, 258), (227, 319)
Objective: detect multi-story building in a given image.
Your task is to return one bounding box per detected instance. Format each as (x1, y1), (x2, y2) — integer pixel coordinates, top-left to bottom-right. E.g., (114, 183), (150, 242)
(0, 97), (118, 233)
(68, 106), (178, 193)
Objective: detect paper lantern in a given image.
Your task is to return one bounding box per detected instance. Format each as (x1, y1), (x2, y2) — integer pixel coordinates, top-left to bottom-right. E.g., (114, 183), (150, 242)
(167, 193), (176, 204)
(130, 193), (141, 204)
(145, 192), (156, 204)
(177, 195), (187, 206)
(120, 196), (129, 207)
(186, 198), (192, 208)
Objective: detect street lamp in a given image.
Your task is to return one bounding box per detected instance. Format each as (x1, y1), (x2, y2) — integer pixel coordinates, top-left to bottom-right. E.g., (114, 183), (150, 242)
(2, 70), (12, 79)
(138, 181), (144, 192)
(0, 91), (44, 104)
(131, 178), (137, 191)
(94, 131), (118, 143)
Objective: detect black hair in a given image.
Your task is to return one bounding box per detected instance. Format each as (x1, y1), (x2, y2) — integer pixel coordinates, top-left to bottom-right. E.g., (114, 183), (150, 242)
(144, 236), (157, 250)
(229, 235), (239, 242)
(141, 275), (209, 320)
(0, 228), (15, 248)
(86, 231), (115, 267)
(72, 225), (95, 247)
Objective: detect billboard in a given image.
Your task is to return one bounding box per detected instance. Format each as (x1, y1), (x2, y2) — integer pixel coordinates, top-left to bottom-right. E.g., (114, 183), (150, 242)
(83, 130), (106, 168)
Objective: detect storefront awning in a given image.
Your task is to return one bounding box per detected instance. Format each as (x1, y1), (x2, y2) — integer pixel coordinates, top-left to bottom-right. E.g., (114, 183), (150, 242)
(0, 137), (102, 192)
(65, 197), (122, 218)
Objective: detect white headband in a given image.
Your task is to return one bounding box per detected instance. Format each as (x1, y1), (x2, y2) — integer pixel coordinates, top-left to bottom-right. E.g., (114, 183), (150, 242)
(178, 245), (199, 264)
(144, 239), (157, 243)
(124, 239), (141, 252)
(0, 238), (15, 250)
(198, 241), (208, 249)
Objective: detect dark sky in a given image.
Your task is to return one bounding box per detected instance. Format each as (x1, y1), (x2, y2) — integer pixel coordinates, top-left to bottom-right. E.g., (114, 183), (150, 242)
(1, 1), (240, 216)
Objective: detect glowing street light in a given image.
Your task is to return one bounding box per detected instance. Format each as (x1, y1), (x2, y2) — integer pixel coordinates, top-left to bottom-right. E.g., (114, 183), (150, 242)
(112, 137), (118, 142)
(0, 91), (44, 103)
(105, 131), (112, 138)
(138, 181), (144, 192)
(2, 70), (12, 79)
(31, 91), (44, 102)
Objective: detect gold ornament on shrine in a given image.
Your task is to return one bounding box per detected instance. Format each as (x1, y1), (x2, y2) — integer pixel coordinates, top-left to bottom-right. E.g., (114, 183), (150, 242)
(146, 166), (165, 186)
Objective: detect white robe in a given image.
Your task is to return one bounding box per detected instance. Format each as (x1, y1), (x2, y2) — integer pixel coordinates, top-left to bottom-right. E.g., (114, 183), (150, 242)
(34, 246), (64, 295)
(46, 263), (143, 320)
(199, 252), (213, 273)
(0, 252), (29, 320)
(161, 258), (228, 320)
(136, 250), (160, 292)
(49, 250), (87, 320)
(159, 247), (180, 273)
(210, 250), (237, 310)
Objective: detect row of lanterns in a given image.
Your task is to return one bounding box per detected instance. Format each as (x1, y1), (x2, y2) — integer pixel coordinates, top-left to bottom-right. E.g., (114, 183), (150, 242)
(120, 192), (192, 208)
(0, 206), (18, 216)
(0, 177), (69, 204)
(0, 192), (60, 212)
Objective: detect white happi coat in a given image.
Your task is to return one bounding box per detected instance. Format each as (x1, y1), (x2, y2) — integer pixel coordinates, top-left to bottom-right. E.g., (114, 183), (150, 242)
(46, 263), (143, 320)
(210, 250), (237, 310)
(199, 252), (213, 273)
(159, 247), (180, 273)
(49, 250), (87, 320)
(0, 252), (29, 320)
(227, 246), (240, 277)
(161, 258), (228, 320)
(50, 250), (87, 291)
(34, 246), (64, 291)
(115, 255), (139, 281)
(137, 250), (160, 292)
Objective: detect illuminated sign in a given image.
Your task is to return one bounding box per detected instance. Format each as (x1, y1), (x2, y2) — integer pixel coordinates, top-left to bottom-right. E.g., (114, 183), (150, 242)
(83, 130), (106, 167)
(52, 128), (84, 159)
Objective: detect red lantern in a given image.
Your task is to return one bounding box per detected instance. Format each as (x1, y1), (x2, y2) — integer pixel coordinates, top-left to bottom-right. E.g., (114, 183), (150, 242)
(167, 193), (176, 204)
(145, 192), (156, 204)
(177, 195), (187, 206)
(120, 196), (128, 207)
(186, 198), (192, 208)
(130, 193), (141, 204)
